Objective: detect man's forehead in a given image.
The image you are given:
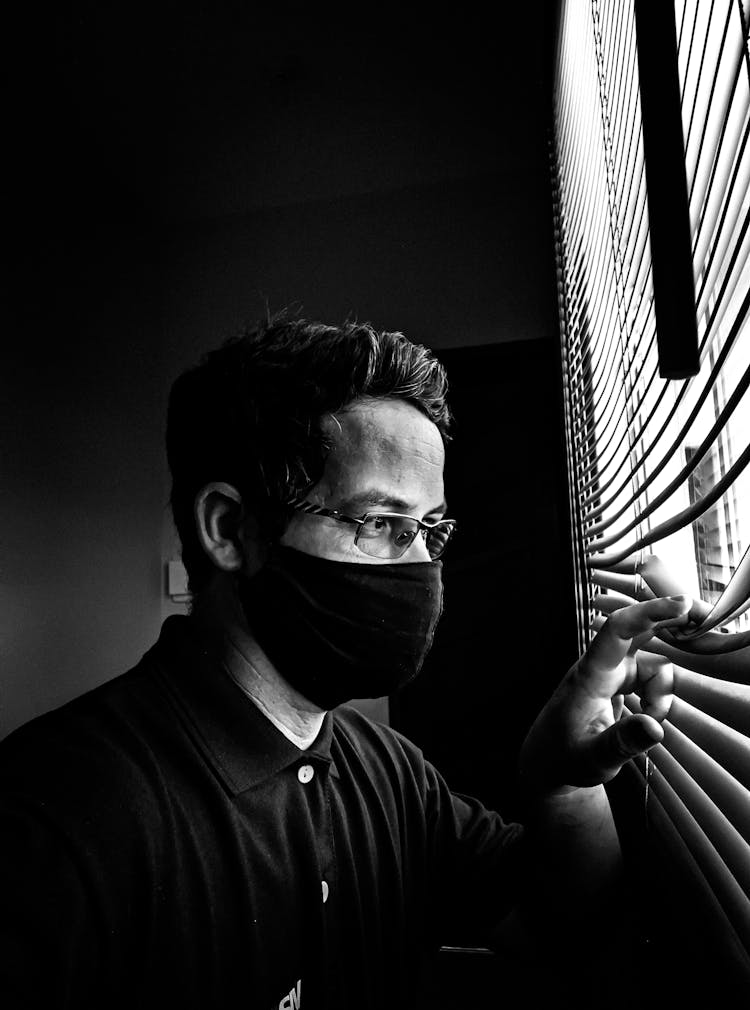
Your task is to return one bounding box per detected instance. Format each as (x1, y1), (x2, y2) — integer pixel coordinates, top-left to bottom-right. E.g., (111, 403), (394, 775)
(316, 397), (445, 507)
(321, 398), (443, 459)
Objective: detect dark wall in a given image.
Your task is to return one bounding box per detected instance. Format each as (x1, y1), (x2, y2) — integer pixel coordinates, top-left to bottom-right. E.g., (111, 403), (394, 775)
(4, 202), (165, 734)
(160, 171), (554, 364)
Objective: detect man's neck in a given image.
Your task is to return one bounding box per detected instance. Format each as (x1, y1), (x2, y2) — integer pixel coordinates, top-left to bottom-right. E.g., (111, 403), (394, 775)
(222, 630), (326, 749)
(190, 581), (326, 750)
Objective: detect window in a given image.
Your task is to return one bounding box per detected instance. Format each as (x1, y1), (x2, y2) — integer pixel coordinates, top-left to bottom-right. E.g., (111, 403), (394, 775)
(553, 0), (750, 985)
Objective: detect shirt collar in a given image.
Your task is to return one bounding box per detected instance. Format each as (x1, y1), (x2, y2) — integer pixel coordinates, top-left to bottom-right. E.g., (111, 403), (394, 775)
(149, 615), (337, 795)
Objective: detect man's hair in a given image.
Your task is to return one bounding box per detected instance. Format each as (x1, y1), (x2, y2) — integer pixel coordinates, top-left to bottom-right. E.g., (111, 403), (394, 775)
(166, 316), (452, 592)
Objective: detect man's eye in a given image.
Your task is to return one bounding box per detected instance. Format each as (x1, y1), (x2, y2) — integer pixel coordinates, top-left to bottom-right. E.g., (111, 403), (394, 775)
(359, 515), (393, 538)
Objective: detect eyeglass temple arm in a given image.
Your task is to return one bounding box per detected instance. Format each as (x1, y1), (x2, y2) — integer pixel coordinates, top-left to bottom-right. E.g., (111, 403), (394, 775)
(286, 496), (364, 527)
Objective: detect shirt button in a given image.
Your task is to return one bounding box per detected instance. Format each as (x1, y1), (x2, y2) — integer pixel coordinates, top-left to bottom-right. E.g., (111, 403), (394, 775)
(297, 764), (314, 784)
(321, 880), (329, 904)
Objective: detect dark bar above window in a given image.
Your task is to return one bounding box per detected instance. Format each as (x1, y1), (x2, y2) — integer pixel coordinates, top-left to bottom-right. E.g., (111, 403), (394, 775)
(634, 0), (700, 380)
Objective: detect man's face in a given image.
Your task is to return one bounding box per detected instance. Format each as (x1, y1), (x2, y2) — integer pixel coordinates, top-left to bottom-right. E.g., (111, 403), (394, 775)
(280, 397), (447, 564)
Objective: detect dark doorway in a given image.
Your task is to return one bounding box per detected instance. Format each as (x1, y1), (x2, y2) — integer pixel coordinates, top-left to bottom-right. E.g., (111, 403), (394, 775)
(391, 338), (577, 824)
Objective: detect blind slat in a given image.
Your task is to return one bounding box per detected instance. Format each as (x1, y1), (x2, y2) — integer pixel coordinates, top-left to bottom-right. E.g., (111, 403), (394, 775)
(647, 742), (750, 896)
(662, 720), (750, 843)
(633, 635), (750, 687)
(631, 752), (750, 948)
(584, 358), (750, 542)
(586, 431), (750, 566)
(589, 569), (650, 598)
(626, 696), (750, 858)
(669, 543), (750, 637)
(668, 697), (750, 790)
(673, 666), (750, 734)
(592, 552), (750, 657)
(627, 760), (750, 988)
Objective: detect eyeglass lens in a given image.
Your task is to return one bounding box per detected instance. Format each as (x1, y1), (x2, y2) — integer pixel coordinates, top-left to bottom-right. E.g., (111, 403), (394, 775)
(355, 515), (452, 560)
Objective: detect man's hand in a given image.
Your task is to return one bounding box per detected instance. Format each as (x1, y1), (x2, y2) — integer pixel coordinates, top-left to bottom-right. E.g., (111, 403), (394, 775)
(520, 594), (693, 792)
(503, 597), (695, 977)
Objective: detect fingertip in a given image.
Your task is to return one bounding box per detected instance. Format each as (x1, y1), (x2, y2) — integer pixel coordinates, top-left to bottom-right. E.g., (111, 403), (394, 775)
(640, 714), (665, 746)
(623, 713), (664, 753)
(640, 697), (673, 723)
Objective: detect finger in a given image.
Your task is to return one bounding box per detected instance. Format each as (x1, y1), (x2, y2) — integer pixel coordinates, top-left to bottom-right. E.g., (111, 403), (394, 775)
(637, 557), (712, 623)
(578, 596), (692, 696)
(612, 694), (625, 721)
(612, 595), (692, 635)
(636, 653), (674, 722)
(628, 617), (695, 657)
(575, 713), (664, 784)
(618, 653), (639, 692)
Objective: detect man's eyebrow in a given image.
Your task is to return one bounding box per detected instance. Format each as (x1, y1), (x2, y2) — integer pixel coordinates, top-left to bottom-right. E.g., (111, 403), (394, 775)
(338, 490), (448, 515)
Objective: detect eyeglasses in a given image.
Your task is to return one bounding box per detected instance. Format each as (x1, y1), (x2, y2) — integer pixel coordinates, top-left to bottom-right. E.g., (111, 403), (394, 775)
(287, 496), (457, 560)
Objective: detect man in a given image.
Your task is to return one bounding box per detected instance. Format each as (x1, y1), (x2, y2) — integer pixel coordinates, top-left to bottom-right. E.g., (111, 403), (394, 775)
(0, 318), (689, 1008)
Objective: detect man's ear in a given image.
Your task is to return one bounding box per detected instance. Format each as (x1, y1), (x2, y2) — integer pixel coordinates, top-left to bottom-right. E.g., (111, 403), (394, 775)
(193, 482), (247, 573)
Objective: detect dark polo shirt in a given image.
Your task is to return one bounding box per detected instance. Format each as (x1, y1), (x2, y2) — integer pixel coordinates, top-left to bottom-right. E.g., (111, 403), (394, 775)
(0, 616), (525, 1009)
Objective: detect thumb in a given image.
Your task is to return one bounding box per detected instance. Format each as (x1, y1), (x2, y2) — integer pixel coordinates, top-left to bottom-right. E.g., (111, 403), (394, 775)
(578, 713), (664, 782)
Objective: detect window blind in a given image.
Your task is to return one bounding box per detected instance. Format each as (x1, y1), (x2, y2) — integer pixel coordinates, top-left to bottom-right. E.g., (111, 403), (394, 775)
(552, 0), (750, 985)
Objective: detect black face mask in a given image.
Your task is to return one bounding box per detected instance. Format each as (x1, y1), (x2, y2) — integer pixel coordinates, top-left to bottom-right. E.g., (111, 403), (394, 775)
(237, 545), (444, 710)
